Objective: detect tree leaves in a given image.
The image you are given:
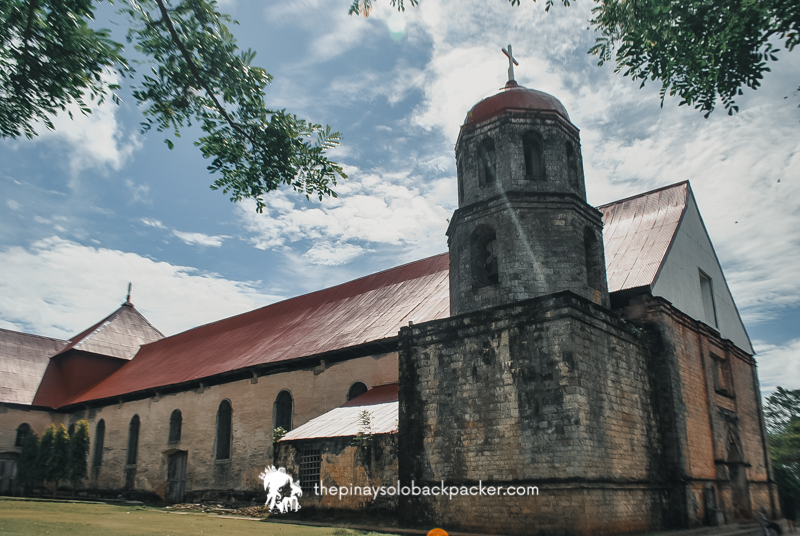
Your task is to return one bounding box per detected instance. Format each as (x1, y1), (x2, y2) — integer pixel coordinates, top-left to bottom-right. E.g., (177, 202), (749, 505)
(0, 0), (128, 138)
(588, 0), (797, 116)
(1, 0), (345, 210)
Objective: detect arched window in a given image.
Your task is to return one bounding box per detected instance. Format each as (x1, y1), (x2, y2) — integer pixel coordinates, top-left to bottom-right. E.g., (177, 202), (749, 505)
(215, 400), (232, 460)
(523, 132), (545, 180)
(15, 423), (30, 447)
(478, 139), (497, 186)
(472, 226), (499, 288)
(566, 142), (579, 188)
(584, 227), (603, 291)
(126, 415), (140, 465)
(169, 409), (182, 443)
(347, 382), (368, 402)
(93, 420), (105, 467)
(274, 391), (293, 432)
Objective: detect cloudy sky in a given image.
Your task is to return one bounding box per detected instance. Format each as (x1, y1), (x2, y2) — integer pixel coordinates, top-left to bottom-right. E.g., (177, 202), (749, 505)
(1, 0), (798, 395)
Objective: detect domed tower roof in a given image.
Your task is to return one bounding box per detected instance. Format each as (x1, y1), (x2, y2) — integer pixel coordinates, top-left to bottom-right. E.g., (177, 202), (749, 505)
(463, 80), (571, 126)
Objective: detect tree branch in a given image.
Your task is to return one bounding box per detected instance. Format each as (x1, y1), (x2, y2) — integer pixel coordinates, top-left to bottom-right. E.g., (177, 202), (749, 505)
(17, 0), (40, 93)
(152, 0), (257, 146)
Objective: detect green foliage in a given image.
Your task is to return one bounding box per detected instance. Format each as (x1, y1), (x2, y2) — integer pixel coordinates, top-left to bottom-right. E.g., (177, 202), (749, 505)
(68, 420), (91, 489)
(765, 387), (800, 522)
(1, 0), (345, 210)
(50, 424), (71, 485)
(0, 0), (127, 138)
(351, 409), (374, 447)
(766, 387), (800, 435)
(37, 423), (55, 480)
(272, 426), (287, 444)
(588, 0), (800, 116)
(16, 430), (41, 489)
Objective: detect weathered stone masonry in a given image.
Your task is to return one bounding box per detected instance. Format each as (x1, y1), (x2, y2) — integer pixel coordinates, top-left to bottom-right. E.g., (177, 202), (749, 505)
(398, 291), (669, 535)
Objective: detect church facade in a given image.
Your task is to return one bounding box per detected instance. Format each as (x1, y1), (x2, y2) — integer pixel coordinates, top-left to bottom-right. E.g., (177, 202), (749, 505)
(0, 72), (778, 534)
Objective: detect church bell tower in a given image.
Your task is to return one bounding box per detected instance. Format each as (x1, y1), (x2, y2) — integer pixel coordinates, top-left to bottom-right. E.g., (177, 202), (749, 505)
(448, 46), (609, 315)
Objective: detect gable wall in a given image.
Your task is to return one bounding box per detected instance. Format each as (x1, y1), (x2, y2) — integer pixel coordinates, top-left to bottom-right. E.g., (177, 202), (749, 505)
(652, 193), (752, 353)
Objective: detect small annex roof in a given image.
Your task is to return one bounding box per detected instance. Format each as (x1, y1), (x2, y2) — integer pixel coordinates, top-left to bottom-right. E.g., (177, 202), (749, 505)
(0, 329), (67, 404)
(54, 301), (164, 360)
(281, 384), (399, 441)
(599, 181), (689, 293)
(67, 254), (450, 406)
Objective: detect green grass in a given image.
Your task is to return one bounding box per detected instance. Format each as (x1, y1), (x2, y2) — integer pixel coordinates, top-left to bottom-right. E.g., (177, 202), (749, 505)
(0, 498), (381, 536)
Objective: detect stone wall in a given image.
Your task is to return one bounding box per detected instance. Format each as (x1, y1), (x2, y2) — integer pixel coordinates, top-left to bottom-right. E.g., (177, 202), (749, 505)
(398, 291), (666, 535)
(621, 294), (777, 525)
(274, 434), (397, 515)
(0, 351), (398, 500)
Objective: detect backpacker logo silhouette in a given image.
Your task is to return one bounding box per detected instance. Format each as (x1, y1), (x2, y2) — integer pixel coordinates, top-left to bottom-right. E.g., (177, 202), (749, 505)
(259, 466), (302, 514)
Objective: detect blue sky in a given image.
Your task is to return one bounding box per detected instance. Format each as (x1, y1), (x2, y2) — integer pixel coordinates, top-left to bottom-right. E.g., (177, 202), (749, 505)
(1, 0), (798, 395)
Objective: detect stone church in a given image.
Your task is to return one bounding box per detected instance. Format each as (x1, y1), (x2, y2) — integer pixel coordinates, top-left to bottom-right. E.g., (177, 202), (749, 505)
(0, 69), (779, 534)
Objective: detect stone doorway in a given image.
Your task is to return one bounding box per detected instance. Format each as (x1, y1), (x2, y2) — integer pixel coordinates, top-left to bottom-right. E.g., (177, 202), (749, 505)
(167, 451), (187, 503)
(727, 434), (751, 520)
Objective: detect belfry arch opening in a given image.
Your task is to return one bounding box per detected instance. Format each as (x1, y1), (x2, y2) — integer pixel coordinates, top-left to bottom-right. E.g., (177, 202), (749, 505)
(472, 226), (499, 288)
(566, 142), (579, 188)
(523, 132), (545, 180)
(478, 138), (497, 186)
(584, 227), (603, 292)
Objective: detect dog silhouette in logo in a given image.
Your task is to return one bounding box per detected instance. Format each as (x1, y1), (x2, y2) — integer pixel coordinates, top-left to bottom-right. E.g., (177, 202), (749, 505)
(259, 466), (302, 513)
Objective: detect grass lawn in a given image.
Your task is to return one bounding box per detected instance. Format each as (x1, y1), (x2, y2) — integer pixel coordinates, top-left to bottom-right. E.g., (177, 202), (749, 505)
(0, 498), (381, 536)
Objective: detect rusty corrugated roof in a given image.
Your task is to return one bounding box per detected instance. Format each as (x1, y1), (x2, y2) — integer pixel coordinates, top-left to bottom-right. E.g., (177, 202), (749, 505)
(281, 384), (399, 441)
(0, 329), (67, 404)
(44, 183), (690, 408)
(599, 181), (688, 293)
(67, 254), (451, 406)
(54, 302), (164, 360)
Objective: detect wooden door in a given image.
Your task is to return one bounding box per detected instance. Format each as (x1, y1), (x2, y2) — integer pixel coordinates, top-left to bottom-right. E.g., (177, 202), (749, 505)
(167, 451), (187, 503)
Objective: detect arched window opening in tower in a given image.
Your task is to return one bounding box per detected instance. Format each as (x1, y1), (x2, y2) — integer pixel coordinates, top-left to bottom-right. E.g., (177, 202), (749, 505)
(472, 226), (500, 288)
(126, 415), (140, 465)
(479, 139), (497, 186)
(584, 227), (603, 291)
(216, 400), (232, 460)
(523, 132), (545, 180)
(93, 420), (105, 467)
(457, 160), (465, 204)
(169, 409), (182, 443)
(347, 382), (368, 402)
(566, 142), (579, 188)
(274, 390), (293, 432)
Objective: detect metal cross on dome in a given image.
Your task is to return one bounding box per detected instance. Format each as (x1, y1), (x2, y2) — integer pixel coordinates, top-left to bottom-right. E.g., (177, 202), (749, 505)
(502, 44), (519, 83)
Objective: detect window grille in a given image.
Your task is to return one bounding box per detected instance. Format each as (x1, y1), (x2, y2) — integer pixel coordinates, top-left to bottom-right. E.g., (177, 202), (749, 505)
(299, 449), (321, 494)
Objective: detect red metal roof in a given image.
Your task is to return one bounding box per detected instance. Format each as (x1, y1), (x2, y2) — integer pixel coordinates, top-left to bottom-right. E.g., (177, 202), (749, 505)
(599, 181), (688, 292)
(43, 183), (690, 408)
(281, 384), (399, 441)
(464, 81), (571, 126)
(67, 254), (450, 406)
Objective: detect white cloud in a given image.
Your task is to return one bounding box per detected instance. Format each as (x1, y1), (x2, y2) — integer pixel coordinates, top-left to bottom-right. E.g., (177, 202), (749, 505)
(303, 242), (368, 266)
(0, 237), (280, 338)
(125, 179), (151, 204)
(34, 73), (141, 176)
(7, 200), (20, 210)
(238, 170), (451, 263)
(141, 218), (167, 230)
(172, 230), (230, 248)
(755, 338), (800, 396)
